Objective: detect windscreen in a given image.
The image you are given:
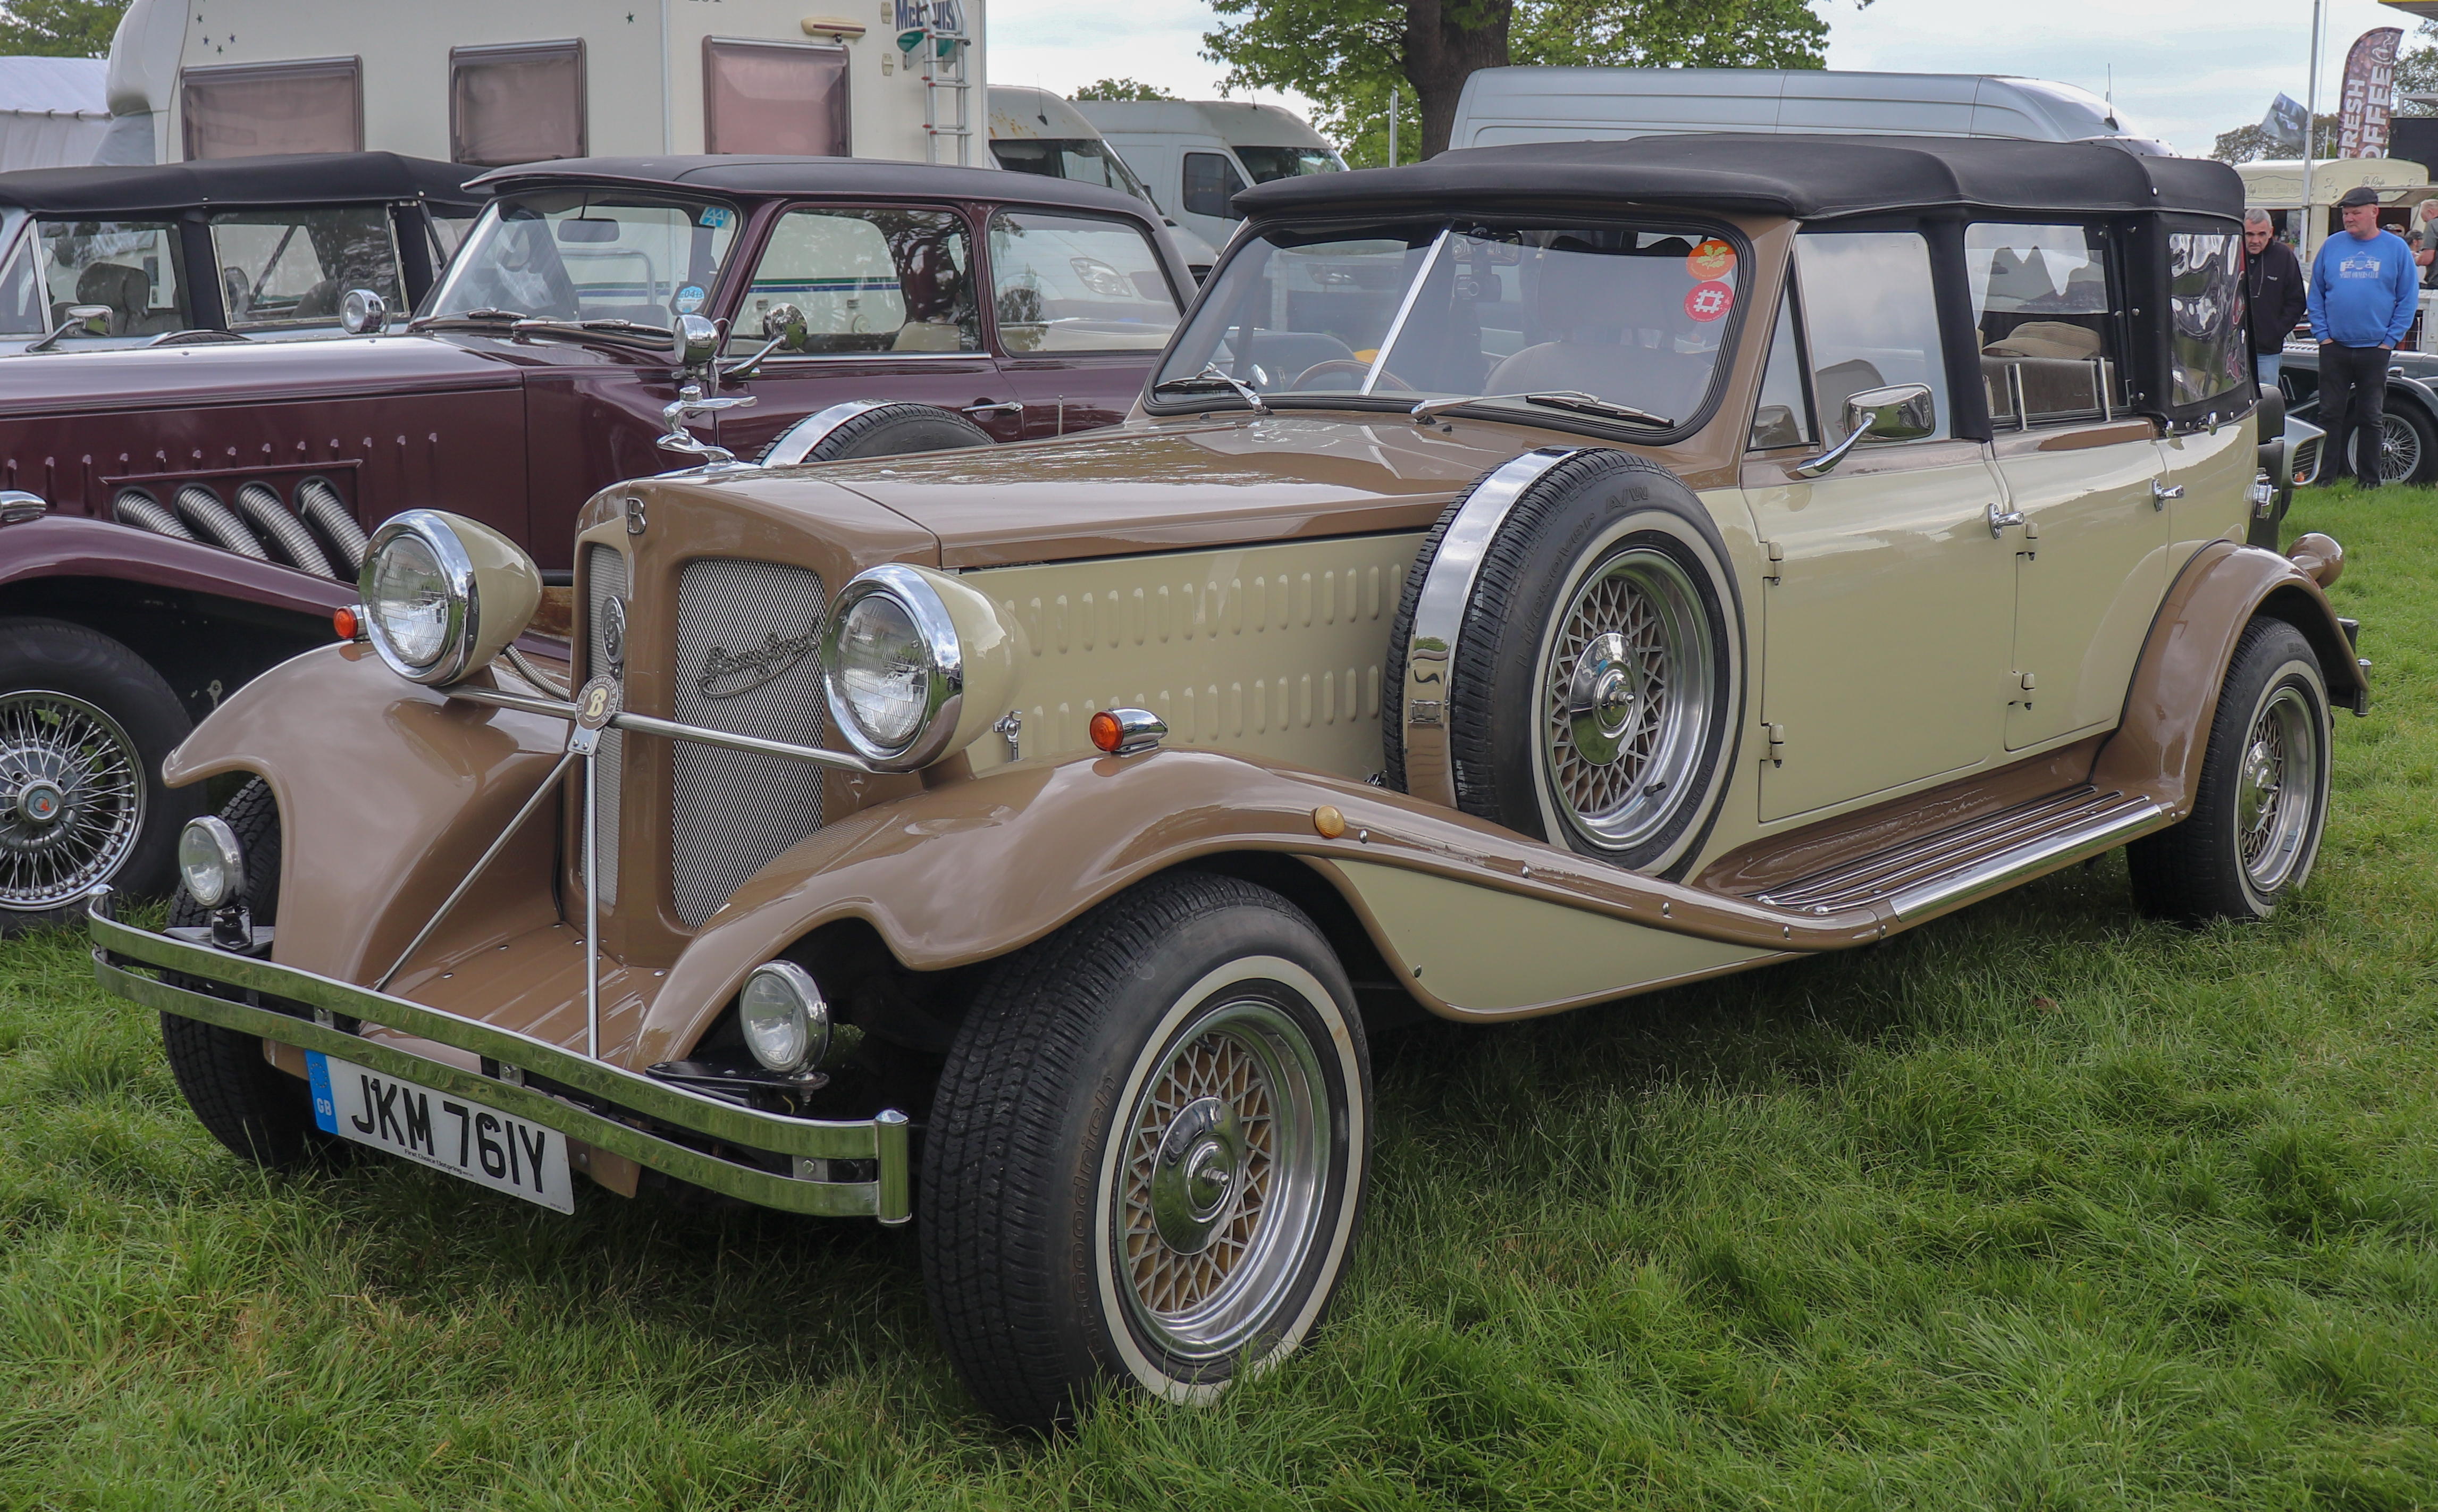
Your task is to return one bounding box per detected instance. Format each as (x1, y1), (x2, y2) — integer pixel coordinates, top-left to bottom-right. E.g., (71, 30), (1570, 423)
(426, 192), (739, 326)
(1153, 218), (1743, 432)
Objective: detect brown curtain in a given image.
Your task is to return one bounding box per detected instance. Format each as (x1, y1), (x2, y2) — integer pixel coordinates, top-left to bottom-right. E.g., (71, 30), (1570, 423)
(451, 42), (586, 167)
(181, 59), (362, 160)
(703, 39), (849, 157)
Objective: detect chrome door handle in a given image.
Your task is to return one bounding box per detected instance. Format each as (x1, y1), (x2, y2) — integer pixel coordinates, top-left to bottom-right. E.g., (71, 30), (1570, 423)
(962, 399), (1024, 416)
(1987, 501), (2027, 536)
(2151, 478), (2184, 508)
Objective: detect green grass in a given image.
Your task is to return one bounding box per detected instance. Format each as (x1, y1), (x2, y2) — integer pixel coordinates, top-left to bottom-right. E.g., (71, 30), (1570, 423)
(5, 489), (2438, 1509)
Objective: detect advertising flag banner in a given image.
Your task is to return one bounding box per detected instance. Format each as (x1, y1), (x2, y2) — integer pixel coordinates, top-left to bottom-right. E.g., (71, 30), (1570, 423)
(2338, 27), (2403, 159)
(2263, 92), (2309, 155)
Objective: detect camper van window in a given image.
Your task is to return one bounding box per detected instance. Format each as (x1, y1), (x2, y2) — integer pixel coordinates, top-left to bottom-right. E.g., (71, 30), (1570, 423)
(35, 221), (187, 337)
(1795, 230), (1950, 442)
(703, 38), (850, 157)
(430, 195), (737, 327)
(1156, 219), (1738, 434)
(181, 58), (363, 159)
(728, 207), (976, 357)
(988, 209), (1179, 352)
(0, 229), (41, 335)
(451, 41), (586, 167)
(1965, 223), (2121, 425)
(989, 139), (1157, 207)
(211, 207), (402, 330)
(1750, 287), (1813, 450)
(1182, 154), (1247, 220)
(2165, 231), (2247, 410)
(1233, 147), (1343, 184)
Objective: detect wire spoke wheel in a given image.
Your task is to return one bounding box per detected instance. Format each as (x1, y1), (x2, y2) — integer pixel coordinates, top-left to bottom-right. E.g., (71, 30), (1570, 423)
(1540, 545), (1715, 851)
(2380, 412), (2423, 485)
(1114, 993), (1330, 1363)
(2235, 683), (2318, 895)
(0, 690), (145, 911)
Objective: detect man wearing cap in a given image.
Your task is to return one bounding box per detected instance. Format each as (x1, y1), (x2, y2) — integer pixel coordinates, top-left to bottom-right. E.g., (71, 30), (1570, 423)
(2307, 185), (2420, 485)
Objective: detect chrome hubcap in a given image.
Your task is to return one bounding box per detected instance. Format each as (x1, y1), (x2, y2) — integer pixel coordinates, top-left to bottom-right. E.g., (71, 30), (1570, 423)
(2235, 683), (2319, 894)
(1115, 994), (1329, 1360)
(0, 692), (144, 910)
(1542, 545), (1714, 851)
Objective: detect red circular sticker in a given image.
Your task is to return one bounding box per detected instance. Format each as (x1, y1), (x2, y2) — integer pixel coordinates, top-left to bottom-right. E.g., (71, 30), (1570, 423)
(1686, 239), (1736, 280)
(1685, 280), (1734, 323)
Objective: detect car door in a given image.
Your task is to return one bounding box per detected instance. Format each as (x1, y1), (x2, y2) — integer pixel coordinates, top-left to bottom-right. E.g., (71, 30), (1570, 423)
(982, 204), (1187, 438)
(1971, 221), (2172, 751)
(714, 201), (1025, 457)
(1744, 230), (2017, 824)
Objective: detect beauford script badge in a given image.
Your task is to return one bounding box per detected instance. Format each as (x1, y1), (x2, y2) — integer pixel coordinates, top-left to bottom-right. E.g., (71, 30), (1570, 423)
(699, 624), (818, 699)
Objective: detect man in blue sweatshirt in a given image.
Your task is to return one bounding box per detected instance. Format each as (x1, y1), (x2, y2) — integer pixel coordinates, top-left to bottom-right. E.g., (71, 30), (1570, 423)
(2308, 184), (2421, 484)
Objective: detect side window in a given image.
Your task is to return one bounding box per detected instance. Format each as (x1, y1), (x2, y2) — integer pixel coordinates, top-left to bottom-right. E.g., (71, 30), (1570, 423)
(1968, 223), (2120, 426)
(451, 41), (586, 167)
(37, 220), (188, 335)
(0, 229), (43, 334)
(211, 207), (401, 329)
(1794, 230), (1949, 442)
(2166, 231), (2247, 409)
(1182, 153), (1246, 221)
(1749, 284), (1813, 450)
(181, 58), (362, 159)
(730, 206), (978, 357)
(988, 208), (1179, 353)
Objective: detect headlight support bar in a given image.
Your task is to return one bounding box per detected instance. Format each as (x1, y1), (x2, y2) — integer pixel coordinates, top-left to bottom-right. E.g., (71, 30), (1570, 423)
(448, 682), (882, 774)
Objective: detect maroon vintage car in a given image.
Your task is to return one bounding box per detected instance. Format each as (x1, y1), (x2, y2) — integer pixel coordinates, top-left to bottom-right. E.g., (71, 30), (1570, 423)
(0, 155), (1190, 927)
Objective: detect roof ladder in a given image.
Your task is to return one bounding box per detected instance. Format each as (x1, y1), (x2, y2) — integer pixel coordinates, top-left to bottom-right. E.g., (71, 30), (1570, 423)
(897, 0), (973, 167)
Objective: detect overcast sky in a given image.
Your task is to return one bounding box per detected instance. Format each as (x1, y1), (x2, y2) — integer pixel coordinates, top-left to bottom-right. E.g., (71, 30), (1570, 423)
(986, 0), (2424, 156)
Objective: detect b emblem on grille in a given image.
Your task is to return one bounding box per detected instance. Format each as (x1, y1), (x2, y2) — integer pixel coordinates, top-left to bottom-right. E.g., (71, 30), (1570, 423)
(599, 595), (627, 678)
(699, 624), (818, 699)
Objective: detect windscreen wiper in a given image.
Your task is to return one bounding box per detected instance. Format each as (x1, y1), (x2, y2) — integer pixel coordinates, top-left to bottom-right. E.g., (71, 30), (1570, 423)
(405, 307), (527, 333)
(1523, 391), (1674, 429)
(509, 316), (675, 355)
(1150, 363), (1267, 413)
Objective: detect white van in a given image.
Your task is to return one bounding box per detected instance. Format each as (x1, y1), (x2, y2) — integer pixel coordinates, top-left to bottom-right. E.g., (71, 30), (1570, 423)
(1449, 68), (2170, 154)
(1072, 98), (1343, 251)
(988, 86), (1218, 278)
(96, 0), (982, 168)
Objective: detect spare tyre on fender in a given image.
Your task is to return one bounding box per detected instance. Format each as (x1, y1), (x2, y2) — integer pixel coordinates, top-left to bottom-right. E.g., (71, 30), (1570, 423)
(1384, 447), (1745, 878)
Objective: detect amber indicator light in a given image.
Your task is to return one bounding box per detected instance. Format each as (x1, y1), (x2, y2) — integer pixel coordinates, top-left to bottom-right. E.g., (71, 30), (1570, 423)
(1312, 804), (1347, 838)
(1088, 710), (1123, 753)
(333, 606), (359, 641)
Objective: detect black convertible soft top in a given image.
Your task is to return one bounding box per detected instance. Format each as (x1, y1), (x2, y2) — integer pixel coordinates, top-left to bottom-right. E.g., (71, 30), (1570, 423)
(0, 152), (485, 218)
(1234, 133), (2242, 223)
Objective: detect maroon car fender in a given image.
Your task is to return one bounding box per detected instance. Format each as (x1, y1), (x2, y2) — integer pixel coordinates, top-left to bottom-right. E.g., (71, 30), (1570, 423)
(0, 514), (357, 618)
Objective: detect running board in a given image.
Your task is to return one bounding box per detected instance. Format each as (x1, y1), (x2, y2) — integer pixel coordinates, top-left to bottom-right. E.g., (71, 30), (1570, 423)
(1754, 787), (2167, 921)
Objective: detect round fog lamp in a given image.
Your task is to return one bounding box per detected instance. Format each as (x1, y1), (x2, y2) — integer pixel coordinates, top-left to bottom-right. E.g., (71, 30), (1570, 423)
(177, 816), (245, 909)
(739, 960), (830, 1074)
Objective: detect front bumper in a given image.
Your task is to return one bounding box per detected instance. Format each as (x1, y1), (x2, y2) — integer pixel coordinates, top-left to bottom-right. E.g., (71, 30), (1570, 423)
(89, 895), (911, 1223)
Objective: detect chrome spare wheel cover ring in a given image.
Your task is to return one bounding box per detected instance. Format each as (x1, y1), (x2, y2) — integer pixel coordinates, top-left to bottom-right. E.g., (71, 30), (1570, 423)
(1542, 545), (1714, 851)
(0, 691), (145, 911)
(2236, 682), (2319, 895)
(1115, 993), (1330, 1362)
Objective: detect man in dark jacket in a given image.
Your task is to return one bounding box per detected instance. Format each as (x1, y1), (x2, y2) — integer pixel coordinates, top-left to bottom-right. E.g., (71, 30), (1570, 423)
(2245, 208), (2307, 389)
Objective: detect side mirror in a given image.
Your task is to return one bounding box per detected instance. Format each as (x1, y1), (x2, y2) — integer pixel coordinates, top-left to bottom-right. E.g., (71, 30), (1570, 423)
(760, 301), (809, 352)
(26, 304), (111, 352)
(1793, 382), (1937, 478)
(671, 312), (721, 369)
(339, 288), (388, 335)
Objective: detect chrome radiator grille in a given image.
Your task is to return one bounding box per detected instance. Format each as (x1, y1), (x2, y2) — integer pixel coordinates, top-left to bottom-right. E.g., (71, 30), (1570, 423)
(584, 543), (627, 909)
(669, 559), (828, 926)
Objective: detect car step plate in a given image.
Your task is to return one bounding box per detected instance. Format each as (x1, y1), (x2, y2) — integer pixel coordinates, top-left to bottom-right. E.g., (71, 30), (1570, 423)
(307, 1051), (574, 1213)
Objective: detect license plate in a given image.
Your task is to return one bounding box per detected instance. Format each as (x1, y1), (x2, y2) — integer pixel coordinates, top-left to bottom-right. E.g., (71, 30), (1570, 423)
(307, 1051), (574, 1213)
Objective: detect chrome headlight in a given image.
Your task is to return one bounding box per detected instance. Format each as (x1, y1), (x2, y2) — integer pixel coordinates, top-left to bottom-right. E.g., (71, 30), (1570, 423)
(823, 564), (965, 769)
(359, 509), (543, 685)
(177, 816), (244, 908)
(739, 960), (830, 1073)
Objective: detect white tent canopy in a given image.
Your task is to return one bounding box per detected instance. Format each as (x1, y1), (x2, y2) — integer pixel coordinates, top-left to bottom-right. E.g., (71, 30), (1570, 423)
(0, 55), (108, 172)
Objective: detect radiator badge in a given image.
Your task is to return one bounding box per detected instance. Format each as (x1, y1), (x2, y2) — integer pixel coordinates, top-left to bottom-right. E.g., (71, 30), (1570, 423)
(699, 624), (819, 699)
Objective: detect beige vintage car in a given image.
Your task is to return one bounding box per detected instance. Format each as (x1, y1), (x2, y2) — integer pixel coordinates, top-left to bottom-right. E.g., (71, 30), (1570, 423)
(94, 136), (2363, 1432)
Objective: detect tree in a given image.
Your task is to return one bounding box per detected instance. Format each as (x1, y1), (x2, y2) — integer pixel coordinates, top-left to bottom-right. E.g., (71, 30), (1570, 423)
(1071, 78), (1178, 102)
(0, 0), (126, 57)
(1202, 0), (1844, 165)
(2209, 114), (2340, 165)
(2398, 21), (2438, 117)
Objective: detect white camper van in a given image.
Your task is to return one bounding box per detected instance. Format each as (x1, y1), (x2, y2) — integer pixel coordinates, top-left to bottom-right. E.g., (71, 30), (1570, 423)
(1448, 69), (2170, 154)
(96, 0), (983, 168)
(988, 86), (1216, 278)
(1072, 98), (1343, 251)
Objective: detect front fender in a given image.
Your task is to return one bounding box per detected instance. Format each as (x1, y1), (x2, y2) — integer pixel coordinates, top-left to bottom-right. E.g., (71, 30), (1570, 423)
(0, 514), (354, 617)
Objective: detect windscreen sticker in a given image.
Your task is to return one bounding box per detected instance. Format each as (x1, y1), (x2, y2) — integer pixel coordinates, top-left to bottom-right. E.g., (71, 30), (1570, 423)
(698, 207), (732, 229)
(1686, 239), (1736, 281)
(1685, 280), (1734, 323)
(675, 285), (706, 314)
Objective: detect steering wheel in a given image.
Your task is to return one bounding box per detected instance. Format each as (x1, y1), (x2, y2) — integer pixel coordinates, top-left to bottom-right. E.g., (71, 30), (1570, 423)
(1289, 358), (1413, 393)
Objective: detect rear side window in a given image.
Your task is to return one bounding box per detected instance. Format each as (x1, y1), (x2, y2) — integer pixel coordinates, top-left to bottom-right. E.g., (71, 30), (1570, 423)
(729, 206), (978, 357)
(1794, 230), (1949, 442)
(1182, 153), (1246, 220)
(2166, 231), (2247, 409)
(1969, 223), (2122, 425)
(988, 208), (1179, 352)
(212, 206), (401, 329)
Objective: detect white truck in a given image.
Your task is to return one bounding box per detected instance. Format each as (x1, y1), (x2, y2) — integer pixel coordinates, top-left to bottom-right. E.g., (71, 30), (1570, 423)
(987, 86), (1216, 278)
(1071, 98), (1342, 252)
(95, 0), (985, 168)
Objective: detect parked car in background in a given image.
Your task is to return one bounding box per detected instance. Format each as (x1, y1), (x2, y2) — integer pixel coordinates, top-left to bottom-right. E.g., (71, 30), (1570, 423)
(0, 151), (482, 353)
(1074, 98), (1343, 252)
(104, 134), (2359, 1438)
(2275, 341), (2438, 486)
(0, 154), (1187, 928)
(989, 86), (1219, 279)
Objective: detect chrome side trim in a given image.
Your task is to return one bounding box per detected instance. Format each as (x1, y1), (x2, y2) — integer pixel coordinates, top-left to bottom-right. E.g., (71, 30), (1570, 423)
(763, 401), (886, 466)
(1398, 447), (1585, 808)
(1886, 797), (2166, 921)
(91, 904), (911, 1222)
